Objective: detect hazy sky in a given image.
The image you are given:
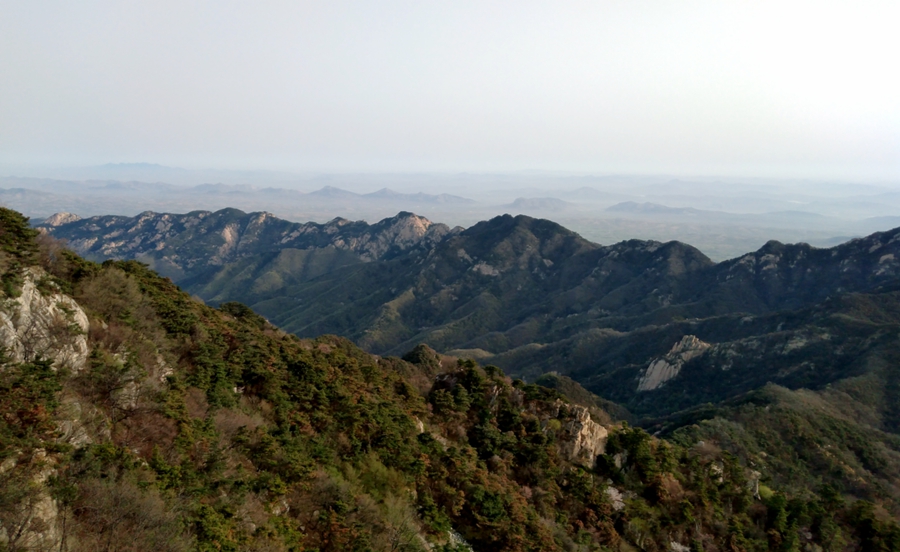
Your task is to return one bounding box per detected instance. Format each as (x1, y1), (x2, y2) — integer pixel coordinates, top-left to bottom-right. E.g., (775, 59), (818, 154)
(1, 1), (898, 179)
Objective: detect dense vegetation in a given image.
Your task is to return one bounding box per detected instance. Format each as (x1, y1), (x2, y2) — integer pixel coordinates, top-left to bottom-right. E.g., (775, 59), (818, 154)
(45, 210), (900, 416)
(3, 206), (899, 550)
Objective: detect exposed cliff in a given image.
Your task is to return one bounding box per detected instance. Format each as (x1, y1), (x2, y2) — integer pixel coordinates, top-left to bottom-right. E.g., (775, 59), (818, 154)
(556, 402), (608, 468)
(0, 266), (90, 550)
(40, 212), (81, 227)
(637, 335), (710, 392)
(0, 268), (89, 371)
(522, 396), (609, 468)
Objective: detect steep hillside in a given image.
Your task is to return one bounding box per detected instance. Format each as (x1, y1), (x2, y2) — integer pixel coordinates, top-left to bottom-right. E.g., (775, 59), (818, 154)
(44, 210), (900, 421)
(44, 211), (713, 350)
(680, 233), (900, 314)
(9, 205), (900, 550)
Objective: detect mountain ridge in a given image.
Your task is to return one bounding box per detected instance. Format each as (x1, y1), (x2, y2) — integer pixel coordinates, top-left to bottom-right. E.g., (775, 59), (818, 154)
(41, 209), (900, 418)
(14, 204), (900, 549)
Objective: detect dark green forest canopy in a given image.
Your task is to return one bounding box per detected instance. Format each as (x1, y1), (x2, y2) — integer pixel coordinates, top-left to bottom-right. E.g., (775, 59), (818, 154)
(43, 208), (900, 419)
(2, 206), (900, 551)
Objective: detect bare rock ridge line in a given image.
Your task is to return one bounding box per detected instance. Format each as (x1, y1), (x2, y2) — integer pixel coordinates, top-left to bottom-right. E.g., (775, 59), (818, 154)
(637, 335), (711, 392)
(40, 208), (459, 268)
(39, 208), (900, 420)
(41, 211), (82, 226)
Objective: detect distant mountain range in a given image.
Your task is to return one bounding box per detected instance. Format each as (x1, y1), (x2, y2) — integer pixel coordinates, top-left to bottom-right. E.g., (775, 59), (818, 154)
(607, 201), (832, 224)
(15, 203), (900, 549)
(41, 207), (900, 401)
(606, 201), (707, 215)
(11, 173), (900, 261)
(39, 207), (900, 515)
(40, 208), (457, 280)
(1, 177), (476, 215)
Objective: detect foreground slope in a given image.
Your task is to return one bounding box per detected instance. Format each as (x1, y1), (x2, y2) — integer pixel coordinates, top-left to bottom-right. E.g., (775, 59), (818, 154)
(6, 206), (900, 550)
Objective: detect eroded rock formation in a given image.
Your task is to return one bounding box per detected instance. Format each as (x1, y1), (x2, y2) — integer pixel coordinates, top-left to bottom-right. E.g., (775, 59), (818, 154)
(557, 403), (609, 468)
(0, 268), (90, 371)
(637, 335), (710, 392)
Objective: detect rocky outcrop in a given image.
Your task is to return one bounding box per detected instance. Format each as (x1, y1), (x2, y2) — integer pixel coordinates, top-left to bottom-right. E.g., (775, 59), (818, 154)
(56, 396), (107, 448)
(0, 269), (95, 551)
(557, 404), (608, 468)
(41, 212), (81, 227)
(605, 487), (625, 511)
(529, 399), (608, 468)
(637, 335), (710, 392)
(333, 212), (454, 262)
(0, 268), (90, 371)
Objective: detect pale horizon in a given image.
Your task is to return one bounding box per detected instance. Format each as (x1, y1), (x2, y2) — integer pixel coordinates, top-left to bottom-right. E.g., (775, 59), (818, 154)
(2, 1), (898, 181)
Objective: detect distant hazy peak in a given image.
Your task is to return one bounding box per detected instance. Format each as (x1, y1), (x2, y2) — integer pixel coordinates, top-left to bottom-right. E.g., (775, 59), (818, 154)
(507, 197), (572, 210)
(308, 185), (359, 198)
(100, 162), (172, 169)
(42, 212), (82, 226)
(366, 187), (401, 197)
(606, 201), (702, 215)
(363, 189), (476, 204)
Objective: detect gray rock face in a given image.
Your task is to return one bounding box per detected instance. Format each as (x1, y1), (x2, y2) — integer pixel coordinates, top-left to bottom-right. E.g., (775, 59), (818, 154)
(331, 212), (453, 262)
(557, 403), (609, 468)
(530, 399), (608, 468)
(0, 270), (94, 551)
(605, 486), (626, 511)
(56, 397), (108, 448)
(41, 212), (82, 227)
(0, 268), (90, 371)
(637, 335), (711, 392)
(0, 270), (95, 549)
(41, 208), (456, 272)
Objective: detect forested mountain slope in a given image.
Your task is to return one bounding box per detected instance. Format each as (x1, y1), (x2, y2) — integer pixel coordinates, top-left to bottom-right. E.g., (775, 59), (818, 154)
(45, 210), (900, 414)
(6, 205), (900, 550)
(40, 208), (456, 298)
(44, 210), (900, 352)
